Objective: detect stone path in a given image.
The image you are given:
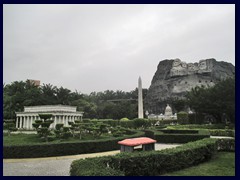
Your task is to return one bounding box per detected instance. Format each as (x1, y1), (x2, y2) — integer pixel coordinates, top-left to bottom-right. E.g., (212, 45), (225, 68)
(3, 143), (180, 176)
(210, 136), (234, 139)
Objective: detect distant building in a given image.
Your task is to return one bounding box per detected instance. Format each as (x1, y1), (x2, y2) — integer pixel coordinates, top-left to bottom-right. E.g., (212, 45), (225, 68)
(27, 79), (41, 86)
(15, 105), (84, 130)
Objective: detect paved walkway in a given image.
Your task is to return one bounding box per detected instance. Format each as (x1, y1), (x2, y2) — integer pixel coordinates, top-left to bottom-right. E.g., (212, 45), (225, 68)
(3, 143), (180, 176)
(210, 136), (234, 139)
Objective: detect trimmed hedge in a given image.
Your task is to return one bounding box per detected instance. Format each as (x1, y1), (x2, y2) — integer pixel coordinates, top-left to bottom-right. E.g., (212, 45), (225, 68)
(145, 129), (210, 143)
(70, 157), (124, 176)
(3, 130), (145, 158)
(168, 124), (228, 130)
(158, 119), (178, 125)
(216, 138), (235, 152)
(70, 138), (217, 176)
(154, 134), (210, 143)
(159, 129), (199, 134)
(209, 129), (235, 137)
(91, 119), (159, 129)
(177, 111), (189, 124)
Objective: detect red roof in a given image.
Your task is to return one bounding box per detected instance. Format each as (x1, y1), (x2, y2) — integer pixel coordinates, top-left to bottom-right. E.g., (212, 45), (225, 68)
(118, 137), (156, 146)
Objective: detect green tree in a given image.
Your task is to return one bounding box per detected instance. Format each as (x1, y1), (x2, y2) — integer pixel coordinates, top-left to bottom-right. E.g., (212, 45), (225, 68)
(186, 77), (235, 123)
(56, 87), (71, 105)
(3, 120), (18, 136)
(35, 114), (54, 142)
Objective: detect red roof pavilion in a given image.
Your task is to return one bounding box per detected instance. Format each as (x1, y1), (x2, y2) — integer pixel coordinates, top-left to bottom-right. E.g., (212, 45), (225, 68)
(118, 137), (156, 147)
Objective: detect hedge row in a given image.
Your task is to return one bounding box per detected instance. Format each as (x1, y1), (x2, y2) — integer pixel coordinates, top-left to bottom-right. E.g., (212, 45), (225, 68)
(209, 129), (235, 137)
(154, 134), (210, 143)
(70, 138), (217, 176)
(168, 124), (229, 130)
(145, 129), (210, 143)
(3, 130), (145, 158)
(158, 129), (199, 134)
(90, 119), (177, 129)
(216, 138), (235, 152)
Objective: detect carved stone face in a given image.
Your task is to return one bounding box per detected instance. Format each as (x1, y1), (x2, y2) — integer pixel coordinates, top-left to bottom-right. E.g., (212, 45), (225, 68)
(172, 59), (181, 67)
(199, 60), (207, 70)
(181, 62), (187, 69)
(187, 63), (195, 71)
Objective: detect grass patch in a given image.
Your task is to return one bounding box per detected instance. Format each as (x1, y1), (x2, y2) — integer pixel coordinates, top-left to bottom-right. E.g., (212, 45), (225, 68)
(3, 133), (125, 146)
(163, 152), (235, 176)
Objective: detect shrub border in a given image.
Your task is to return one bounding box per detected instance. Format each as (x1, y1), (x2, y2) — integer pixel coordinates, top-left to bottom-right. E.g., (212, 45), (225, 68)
(70, 138), (235, 176)
(3, 131), (145, 158)
(70, 138), (217, 176)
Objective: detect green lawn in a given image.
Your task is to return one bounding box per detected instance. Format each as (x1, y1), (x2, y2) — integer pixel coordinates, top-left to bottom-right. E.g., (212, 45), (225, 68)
(3, 133), (117, 146)
(163, 152), (235, 176)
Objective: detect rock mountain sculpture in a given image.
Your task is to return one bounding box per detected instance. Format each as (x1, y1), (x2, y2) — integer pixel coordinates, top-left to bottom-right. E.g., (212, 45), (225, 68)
(145, 58), (235, 114)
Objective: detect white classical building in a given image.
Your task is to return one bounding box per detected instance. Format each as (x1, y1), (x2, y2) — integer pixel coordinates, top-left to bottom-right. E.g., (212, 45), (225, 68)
(15, 105), (83, 130)
(148, 104), (177, 120)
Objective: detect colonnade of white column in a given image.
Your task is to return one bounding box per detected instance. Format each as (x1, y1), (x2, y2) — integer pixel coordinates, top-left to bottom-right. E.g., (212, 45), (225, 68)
(16, 114), (83, 130)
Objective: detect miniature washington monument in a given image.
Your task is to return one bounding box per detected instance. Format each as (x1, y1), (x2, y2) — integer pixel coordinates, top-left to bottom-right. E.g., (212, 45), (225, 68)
(138, 76), (144, 118)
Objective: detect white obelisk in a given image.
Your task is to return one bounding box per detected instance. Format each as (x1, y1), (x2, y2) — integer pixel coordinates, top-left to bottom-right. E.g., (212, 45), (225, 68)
(138, 76), (144, 118)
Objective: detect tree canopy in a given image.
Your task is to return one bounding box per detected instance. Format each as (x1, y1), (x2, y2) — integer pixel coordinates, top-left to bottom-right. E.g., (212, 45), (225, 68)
(3, 80), (148, 120)
(186, 77), (235, 123)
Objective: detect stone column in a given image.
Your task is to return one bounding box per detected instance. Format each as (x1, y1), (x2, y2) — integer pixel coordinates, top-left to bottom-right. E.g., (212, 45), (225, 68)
(28, 116), (30, 129)
(22, 117), (24, 129)
(62, 115), (64, 126)
(65, 115), (67, 126)
(61, 115), (63, 124)
(66, 115), (69, 126)
(54, 115), (57, 128)
(29, 116), (33, 129)
(26, 116), (29, 129)
(19, 116), (22, 128)
(16, 117), (19, 128)
(22, 116), (25, 129)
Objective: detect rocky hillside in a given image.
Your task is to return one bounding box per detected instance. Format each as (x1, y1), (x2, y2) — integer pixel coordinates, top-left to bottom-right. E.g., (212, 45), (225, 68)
(145, 58), (235, 114)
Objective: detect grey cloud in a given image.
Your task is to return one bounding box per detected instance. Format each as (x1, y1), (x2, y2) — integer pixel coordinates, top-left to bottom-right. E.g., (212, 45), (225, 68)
(3, 4), (235, 93)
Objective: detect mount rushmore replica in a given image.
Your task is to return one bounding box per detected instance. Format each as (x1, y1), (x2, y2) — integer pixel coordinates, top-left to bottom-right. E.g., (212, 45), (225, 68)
(145, 58), (235, 115)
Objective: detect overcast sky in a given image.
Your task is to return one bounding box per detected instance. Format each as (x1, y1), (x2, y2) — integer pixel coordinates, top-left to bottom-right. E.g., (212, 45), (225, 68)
(3, 4), (235, 94)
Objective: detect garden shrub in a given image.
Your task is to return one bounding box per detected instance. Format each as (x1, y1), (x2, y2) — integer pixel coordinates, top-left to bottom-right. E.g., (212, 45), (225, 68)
(155, 125), (167, 130)
(154, 134), (210, 143)
(70, 157), (124, 176)
(177, 111), (189, 124)
(70, 138), (217, 176)
(133, 118), (150, 129)
(3, 130), (144, 158)
(120, 118), (129, 121)
(119, 120), (134, 129)
(153, 129), (210, 143)
(195, 113), (205, 124)
(111, 126), (127, 137)
(167, 124), (227, 130)
(144, 130), (155, 139)
(188, 113), (196, 124)
(209, 129), (235, 137)
(3, 120), (18, 136)
(216, 138), (235, 152)
(91, 119), (119, 128)
(34, 114), (54, 142)
(82, 119), (91, 123)
(159, 129), (199, 134)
